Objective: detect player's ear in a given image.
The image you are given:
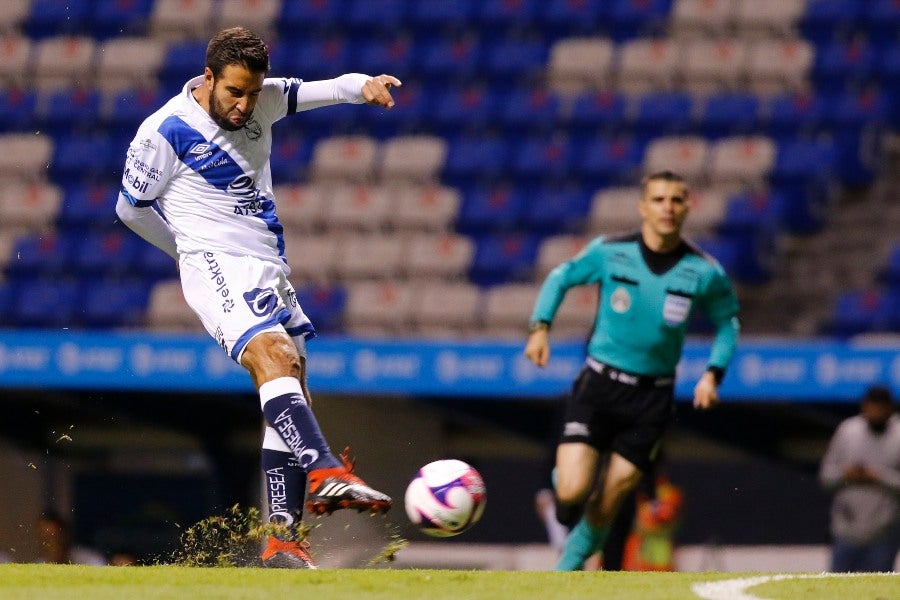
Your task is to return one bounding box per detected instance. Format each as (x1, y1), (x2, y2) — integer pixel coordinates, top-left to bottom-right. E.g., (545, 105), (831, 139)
(204, 67), (215, 88)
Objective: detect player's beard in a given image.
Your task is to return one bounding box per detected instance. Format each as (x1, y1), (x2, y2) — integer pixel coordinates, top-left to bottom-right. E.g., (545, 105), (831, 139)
(209, 93), (250, 132)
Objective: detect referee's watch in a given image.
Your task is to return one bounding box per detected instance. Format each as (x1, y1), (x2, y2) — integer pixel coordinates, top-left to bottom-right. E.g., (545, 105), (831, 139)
(528, 320), (550, 334)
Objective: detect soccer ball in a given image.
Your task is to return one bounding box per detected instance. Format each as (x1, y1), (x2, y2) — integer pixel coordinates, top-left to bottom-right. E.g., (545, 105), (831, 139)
(404, 459), (486, 537)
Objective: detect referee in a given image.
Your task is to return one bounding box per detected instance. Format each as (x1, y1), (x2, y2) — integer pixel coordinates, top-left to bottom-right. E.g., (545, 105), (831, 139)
(525, 171), (740, 570)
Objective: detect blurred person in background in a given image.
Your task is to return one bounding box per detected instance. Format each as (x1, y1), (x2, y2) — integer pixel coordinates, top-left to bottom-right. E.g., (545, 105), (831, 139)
(819, 385), (900, 572)
(116, 26), (401, 569)
(33, 511), (106, 566)
(525, 171), (740, 571)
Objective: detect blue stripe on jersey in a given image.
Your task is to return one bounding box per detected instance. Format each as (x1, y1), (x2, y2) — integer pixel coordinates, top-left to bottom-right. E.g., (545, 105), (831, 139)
(285, 322), (317, 340)
(285, 79), (300, 115)
(230, 307), (292, 361)
(156, 115), (286, 260)
(121, 187), (154, 207)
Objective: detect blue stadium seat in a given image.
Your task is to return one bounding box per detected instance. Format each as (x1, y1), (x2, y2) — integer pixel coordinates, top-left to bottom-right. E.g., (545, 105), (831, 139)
(409, 0), (474, 32)
(345, 0), (408, 33)
(296, 283), (348, 334)
(863, 0), (900, 45)
(878, 245), (900, 287)
(270, 134), (313, 183)
(12, 278), (80, 328)
(477, 0), (539, 34)
(630, 92), (694, 136)
(278, 0), (346, 35)
(812, 39), (877, 93)
(694, 236), (742, 281)
(443, 136), (511, 183)
(0, 282), (15, 327)
(574, 136), (644, 187)
(37, 87), (102, 136)
(136, 242), (178, 281)
(50, 134), (117, 183)
(607, 0), (671, 41)
(418, 36), (483, 82)
(104, 88), (166, 128)
(457, 185), (526, 234)
(431, 84), (497, 134)
(825, 89), (891, 135)
(522, 186), (591, 235)
(765, 91), (830, 140)
(566, 90), (629, 135)
(89, 0), (153, 39)
(355, 83), (431, 137)
(7, 234), (77, 279)
(160, 40), (208, 93)
(826, 289), (894, 337)
(510, 136), (573, 181)
(73, 230), (142, 277)
(538, 0), (607, 37)
(24, 0), (91, 38)
(81, 278), (151, 328)
(57, 183), (120, 231)
(799, 0), (860, 44)
(483, 38), (548, 82)
(718, 189), (789, 235)
(469, 232), (539, 285)
(0, 88), (38, 131)
(699, 93), (763, 139)
(290, 37), (351, 81)
(355, 38), (417, 80)
(497, 87), (561, 133)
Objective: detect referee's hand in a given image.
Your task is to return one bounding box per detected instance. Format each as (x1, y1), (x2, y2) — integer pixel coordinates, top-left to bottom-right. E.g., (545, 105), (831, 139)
(362, 75), (402, 108)
(693, 372), (720, 410)
(525, 330), (550, 368)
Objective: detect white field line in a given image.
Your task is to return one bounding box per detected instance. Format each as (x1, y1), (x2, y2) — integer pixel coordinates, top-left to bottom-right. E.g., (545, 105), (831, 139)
(691, 572), (897, 600)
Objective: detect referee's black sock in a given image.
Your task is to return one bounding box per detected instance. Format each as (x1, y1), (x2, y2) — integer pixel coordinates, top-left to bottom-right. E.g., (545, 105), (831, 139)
(555, 501), (583, 529)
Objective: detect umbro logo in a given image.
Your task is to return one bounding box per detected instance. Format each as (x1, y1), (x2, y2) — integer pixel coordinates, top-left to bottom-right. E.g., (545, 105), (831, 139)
(190, 143), (212, 155)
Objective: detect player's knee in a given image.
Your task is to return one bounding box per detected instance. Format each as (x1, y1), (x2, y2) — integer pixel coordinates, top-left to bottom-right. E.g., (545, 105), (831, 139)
(555, 500), (582, 528)
(244, 334), (301, 382)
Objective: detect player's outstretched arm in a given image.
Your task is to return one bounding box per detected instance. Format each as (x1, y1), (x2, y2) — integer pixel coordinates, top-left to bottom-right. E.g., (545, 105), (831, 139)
(361, 74), (402, 108)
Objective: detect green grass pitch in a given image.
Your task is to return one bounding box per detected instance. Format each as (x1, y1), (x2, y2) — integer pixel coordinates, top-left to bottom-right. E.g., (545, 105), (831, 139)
(0, 565), (896, 600)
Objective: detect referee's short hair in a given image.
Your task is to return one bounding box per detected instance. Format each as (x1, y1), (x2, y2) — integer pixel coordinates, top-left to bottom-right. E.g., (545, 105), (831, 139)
(641, 170), (686, 190)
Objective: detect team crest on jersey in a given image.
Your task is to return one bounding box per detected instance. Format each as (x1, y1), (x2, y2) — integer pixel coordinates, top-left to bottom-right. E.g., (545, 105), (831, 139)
(244, 117), (262, 140)
(610, 286), (631, 313)
(663, 293), (692, 326)
(244, 287), (278, 317)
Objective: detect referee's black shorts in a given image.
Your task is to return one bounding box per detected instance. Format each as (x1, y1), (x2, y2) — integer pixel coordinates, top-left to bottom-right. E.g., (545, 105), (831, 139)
(559, 360), (675, 473)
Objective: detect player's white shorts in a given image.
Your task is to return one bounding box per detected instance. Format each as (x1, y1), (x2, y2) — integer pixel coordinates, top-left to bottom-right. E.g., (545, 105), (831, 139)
(179, 250), (316, 363)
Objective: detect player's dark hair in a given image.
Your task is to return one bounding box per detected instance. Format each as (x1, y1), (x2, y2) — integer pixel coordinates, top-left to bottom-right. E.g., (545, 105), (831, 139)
(863, 385), (893, 405)
(641, 170), (686, 190)
(206, 27), (269, 78)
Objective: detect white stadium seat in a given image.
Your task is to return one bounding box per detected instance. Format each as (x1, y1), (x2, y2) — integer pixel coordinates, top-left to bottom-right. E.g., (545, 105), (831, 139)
(745, 39), (814, 95)
(588, 186), (642, 235)
(214, 0), (282, 37)
(679, 38), (750, 94)
(380, 135), (447, 183)
(403, 232), (475, 281)
(0, 133), (54, 180)
(343, 280), (416, 337)
(273, 183), (331, 232)
(32, 36), (96, 90)
(733, 0), (807, 39)
(536, 234), (591, 279)
(150, 0), (215, 42)
(410, 281), (482, 338)
(283, 232), (340, 286)
(0, 35), (32, 87)
(0, 181), (62, 230)
(323, 184), (394, 232)
(547, 37), (616, 95)
(332, 233), (406, 280)
(617, 38), (682, 94)
(389, 185), (461, 232)
(683, 186), (731, 235)
(669, 0), (736, 39)
(309, 135), (379, 183)
(96, 37), (165, 92)
(481, 283), (541, 339)
(643, 136), (710, 184)
(708, 136), (776, 187)
(553, 285), (600, 340)
(146, 279), (203, 331)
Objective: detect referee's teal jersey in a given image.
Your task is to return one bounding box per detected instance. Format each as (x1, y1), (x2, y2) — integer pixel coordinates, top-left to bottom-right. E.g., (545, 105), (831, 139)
(530, 231), (740, 377)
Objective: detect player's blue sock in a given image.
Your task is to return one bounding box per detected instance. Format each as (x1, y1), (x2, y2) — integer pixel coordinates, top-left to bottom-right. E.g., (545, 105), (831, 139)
(261, 444), (306, 535)
(260, 377), (341, 471)
(555, 517), (609, 571)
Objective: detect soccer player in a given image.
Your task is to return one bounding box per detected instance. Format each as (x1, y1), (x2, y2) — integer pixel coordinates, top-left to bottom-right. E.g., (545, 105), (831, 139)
(524, 171), (740, 571)
(116, 27), (401, 569)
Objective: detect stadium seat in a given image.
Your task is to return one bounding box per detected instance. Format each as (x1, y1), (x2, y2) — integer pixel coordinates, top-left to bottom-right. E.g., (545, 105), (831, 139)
(213, 0), (281, 37)
(295, 283), (347, 334)
(90, 0), (154, 39)
(732, 0), (806, 39)
(630, 92), (695, 137)
(521, 186), (591, 236)
(268, 134), (312, 183)
(56, 183), (119, 231)
(146, 279), (201, 331)
(553, 284), (599, 339)
(417, 35), (483, 82)
(277, 0), (345, 36)
(0, 1), (30, 35)
(864, 0), (900, 44)
(679, 38), (750, 94)
(535, 234), (590, 279)
(469, 232), (539, 286)
(24, 0), (91, 38)
(879, 246), (900, 286)
(343, 280), (416, 337)
(0, 181), (62, 230)
(431, 84), (497, 134)
(272, 184), (330, 233)
(409, 0), (474, 33)
(95, 37), (165, 93)
(707, 136), (776, 188)
(0, 281), (15, 326)
(389, 185), (461, 232)
(13, 278), (80, 328)
(0, 35), (33, 88)
(498, 87), (561, 133)
(410, 281), (482, 338)
(539, 0), (607, 37)
(102, 87), (166, 128)
(0, 87), (37, 131)
(765, 90), (830, 140)
(825, 89), (891, 137)
(443, 136), (511, 183)
(0, 133), (54, 181)
(744, 39), (814, 95)
(50, 134), (118, 182)
(81, 278), (150, 328)
(566, 90), (630, 136)
(480, 282), (541, 338)
(283, 232), (340, 285)
(149, 0), (215, 42)
(36, 87), (102, 135)
(403, 232), (475, 281)
(136, 242), (178, 281)
(510, 136), (573, 182)
(32, 35), (97, 91)
(826, 289), (895, 337)
(588, 186), (642, 234)
(699, 92), (763, 139)
(477, 0), (540, 34)
(642, 136), (710, 184)
(681, 186), (730, 235)
(607, 0), (671, 41)
(345, 0), (408, 33)
(280, 36), (351, 81)
(356, 82), (431, 137)
(483, 38), (548, 82)
(812, 39), (876, 93)
(309, 136), (379, 183)
(799, 0), (860, 44)
(457, 184), (526, 234)
(6, 232), (77, 279)
(323, 185), (394, 232)
(72, 230), (141, 276)
(0, 229), (23, 274)
(331, 233), (406, 281)
(668, 0), (735, 39)
(718, 189), (789, 236)
(617, 38), (682, 93)
(355, 38), (417, 82)
(380, 135), (447, 183)
(159, 39), (208, 92)
(547, 37), (615, 94)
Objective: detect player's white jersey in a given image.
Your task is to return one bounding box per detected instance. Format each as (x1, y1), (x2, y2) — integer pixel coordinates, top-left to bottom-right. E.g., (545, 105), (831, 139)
(120, 75), (302, 273)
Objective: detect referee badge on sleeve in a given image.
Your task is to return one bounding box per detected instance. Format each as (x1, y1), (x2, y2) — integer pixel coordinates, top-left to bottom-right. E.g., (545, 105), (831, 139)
(663, 292), (692, 326)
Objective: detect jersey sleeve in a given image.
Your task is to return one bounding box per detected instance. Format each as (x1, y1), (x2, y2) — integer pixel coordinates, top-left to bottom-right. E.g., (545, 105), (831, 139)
(530, 236), (606, 325)
(700, 266), (740, 371)
(120, 128), (175, 207)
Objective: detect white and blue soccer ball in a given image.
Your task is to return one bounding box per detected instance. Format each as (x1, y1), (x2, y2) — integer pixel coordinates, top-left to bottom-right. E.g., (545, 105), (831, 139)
(404, 459), (486, 538)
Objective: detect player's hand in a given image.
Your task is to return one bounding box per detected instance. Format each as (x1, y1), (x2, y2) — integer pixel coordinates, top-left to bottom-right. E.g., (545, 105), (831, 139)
(525, 330), (550, 368)
(362, 75), (402, 108)
(692, 372), (719, 410)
